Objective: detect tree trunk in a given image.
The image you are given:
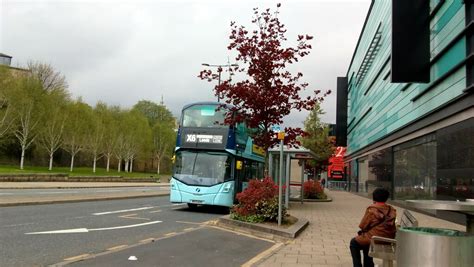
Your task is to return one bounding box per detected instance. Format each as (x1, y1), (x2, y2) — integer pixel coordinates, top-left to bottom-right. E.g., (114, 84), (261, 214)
(106, 156), (110, 172)
(93, 155), (97, 173)
(117, 158), (121, 172)
(124, 160), (129, 173)
(49, 152), (54, 171)
(130, 158), (134, 173)
(70, 154), (75, 172)
(157, 158), (161, 175)
(20, 146), (26, 170)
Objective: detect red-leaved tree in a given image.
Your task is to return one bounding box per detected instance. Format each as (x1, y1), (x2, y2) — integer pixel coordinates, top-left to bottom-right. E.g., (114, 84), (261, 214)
(199, 3), (330, 154)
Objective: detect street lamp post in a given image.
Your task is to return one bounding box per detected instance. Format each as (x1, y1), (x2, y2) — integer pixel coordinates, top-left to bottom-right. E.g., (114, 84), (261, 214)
(202, 63), (238, 102)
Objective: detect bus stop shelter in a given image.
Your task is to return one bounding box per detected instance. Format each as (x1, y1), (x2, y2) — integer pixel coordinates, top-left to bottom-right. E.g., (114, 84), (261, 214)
(268, 145), (316, 209)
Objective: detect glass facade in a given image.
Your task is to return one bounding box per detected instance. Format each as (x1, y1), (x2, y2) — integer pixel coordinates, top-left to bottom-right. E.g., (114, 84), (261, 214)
(347, 118), (474, 202)
(393, 135), (437, 200)
(436, 118), (474, 200)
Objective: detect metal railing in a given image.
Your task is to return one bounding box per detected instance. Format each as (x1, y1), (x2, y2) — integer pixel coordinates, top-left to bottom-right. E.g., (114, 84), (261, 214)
(327, 181), (348, 191)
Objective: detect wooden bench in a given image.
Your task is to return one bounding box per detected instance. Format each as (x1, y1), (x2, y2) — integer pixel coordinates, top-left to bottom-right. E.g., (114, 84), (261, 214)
(369, 209), (418, 267)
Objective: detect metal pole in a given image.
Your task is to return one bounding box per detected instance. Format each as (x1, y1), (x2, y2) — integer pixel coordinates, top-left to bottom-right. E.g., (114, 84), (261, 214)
(217, 70), (222, 102)
(300, 160), (304, 204)
(285, 153), (290, 209)
(278, 140), (284, 226)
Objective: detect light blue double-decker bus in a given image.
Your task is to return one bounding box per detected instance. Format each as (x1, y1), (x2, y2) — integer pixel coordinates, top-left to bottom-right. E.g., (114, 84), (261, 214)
(170, 102), (265, 208)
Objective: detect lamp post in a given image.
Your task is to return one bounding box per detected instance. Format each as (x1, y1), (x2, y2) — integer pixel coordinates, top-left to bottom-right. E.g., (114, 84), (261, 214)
(202, 63), (238, 102)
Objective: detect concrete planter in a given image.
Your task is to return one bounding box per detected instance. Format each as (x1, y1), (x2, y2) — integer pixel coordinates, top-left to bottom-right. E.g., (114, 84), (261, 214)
(217, 215), (309, 241)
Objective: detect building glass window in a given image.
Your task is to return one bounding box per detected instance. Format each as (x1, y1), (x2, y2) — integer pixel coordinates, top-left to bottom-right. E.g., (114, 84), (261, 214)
(349, 160), (358, 192)
(367, 148), (393, 195)
(436, 118), (474, 200)
(394, 134), (437, 200)
(357, 156), (369, 193)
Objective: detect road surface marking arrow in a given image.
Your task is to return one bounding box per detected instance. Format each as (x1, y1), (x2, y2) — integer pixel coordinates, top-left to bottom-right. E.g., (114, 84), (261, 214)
(25, 221), (162, 234)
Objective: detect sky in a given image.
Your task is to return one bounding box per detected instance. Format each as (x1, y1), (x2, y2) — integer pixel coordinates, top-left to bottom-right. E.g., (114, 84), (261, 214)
(1, 0), (370, 127)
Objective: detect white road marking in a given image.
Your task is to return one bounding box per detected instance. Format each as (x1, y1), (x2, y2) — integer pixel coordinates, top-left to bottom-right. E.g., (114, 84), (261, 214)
(92, 206), (155, 215)
(25, 221), (162, 235)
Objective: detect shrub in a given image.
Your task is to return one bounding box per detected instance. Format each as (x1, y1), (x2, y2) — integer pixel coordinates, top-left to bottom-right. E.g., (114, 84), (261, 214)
(303, 180), (327, 199)
(231, 177), (286, 222)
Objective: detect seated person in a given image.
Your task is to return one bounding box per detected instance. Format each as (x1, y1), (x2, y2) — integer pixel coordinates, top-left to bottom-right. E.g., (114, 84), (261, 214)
(350, 188), (397, 267)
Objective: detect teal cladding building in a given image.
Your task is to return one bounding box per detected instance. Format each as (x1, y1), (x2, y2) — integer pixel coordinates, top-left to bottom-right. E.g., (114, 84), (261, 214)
(338, 0), (473, 206)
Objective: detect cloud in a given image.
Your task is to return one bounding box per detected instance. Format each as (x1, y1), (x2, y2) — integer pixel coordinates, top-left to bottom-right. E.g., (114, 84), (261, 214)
(2, 0), (370, 127)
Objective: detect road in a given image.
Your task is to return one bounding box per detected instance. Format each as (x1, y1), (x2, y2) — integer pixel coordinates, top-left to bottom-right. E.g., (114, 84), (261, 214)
(0, 186), (169, 197)
(0, 196), (273, 266)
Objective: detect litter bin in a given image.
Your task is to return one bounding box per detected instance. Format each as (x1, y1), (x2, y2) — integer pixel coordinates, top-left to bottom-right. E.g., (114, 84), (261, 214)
(396, 227), (474, 267)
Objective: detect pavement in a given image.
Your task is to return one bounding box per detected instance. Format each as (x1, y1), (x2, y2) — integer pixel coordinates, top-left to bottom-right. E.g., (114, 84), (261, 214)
(0, 182), (170, 206)
(256, 190), (465, 267)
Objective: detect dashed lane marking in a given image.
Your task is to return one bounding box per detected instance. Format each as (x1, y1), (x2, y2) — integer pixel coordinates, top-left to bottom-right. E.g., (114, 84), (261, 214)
(107, 245), (128, 251)
(164, 232), (177, 236)
(63, 254), (90, 261)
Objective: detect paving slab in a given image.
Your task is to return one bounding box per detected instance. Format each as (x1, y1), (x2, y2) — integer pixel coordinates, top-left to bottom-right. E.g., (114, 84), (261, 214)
(256, 190), (465, 267)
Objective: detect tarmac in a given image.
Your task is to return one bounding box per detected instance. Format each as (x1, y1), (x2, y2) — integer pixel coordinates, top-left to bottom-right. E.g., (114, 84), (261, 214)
(0, 182), (170, 206)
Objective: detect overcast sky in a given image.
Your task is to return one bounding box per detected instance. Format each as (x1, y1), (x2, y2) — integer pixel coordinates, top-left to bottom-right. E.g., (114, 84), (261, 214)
(1, 0), (370, 127)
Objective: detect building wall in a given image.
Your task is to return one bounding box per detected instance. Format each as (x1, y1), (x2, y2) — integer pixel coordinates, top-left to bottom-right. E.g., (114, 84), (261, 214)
(346, 0), (467, 155)
(343, 0), (474, 206)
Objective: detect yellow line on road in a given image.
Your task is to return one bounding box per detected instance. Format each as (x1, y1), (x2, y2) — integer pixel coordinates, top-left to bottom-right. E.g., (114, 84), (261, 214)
(107, 245), (128, 251)
(175, 220), (204, 225)
(139, 238), (155, 243)
(63, 254), (90, 261)
(241, 242), (284, 267)
(183, 227), (195, 232)
(119, 213), (150, 221)
(164, 232), (177, 236)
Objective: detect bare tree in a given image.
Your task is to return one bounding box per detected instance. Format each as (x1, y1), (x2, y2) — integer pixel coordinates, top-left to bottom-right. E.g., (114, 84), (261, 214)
(27, 61), (67, 93)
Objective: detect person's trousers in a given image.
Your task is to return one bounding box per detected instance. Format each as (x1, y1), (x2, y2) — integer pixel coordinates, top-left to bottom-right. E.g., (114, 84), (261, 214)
(350, 237), (374, 267)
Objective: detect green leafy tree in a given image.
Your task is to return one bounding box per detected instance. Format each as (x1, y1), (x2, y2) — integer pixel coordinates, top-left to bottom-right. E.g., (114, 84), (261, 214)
(132, 100), (175, 174)
(9, 75), (46, 169)
(132, 100), (174, 126)
(38, 90), (69, 171)
(0, 66), (16, 139)
(152, 121), (175, 174)
(88, 102), (108, 173)
(102, 105), (120, 172)
(63, 99), (93, 172)
(300, 105), (334, 172)
(122, 110), (151, 173)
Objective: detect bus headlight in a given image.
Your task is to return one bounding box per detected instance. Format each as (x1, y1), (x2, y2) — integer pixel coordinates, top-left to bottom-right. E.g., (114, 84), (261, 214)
(222, 183), (232, 193)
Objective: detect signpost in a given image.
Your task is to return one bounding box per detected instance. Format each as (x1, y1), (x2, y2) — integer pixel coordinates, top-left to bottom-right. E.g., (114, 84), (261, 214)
(277, 130), (285, 227)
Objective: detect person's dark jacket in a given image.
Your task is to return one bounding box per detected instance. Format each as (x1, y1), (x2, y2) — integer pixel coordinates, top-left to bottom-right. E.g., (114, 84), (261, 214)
(355, 204), (397, 246)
